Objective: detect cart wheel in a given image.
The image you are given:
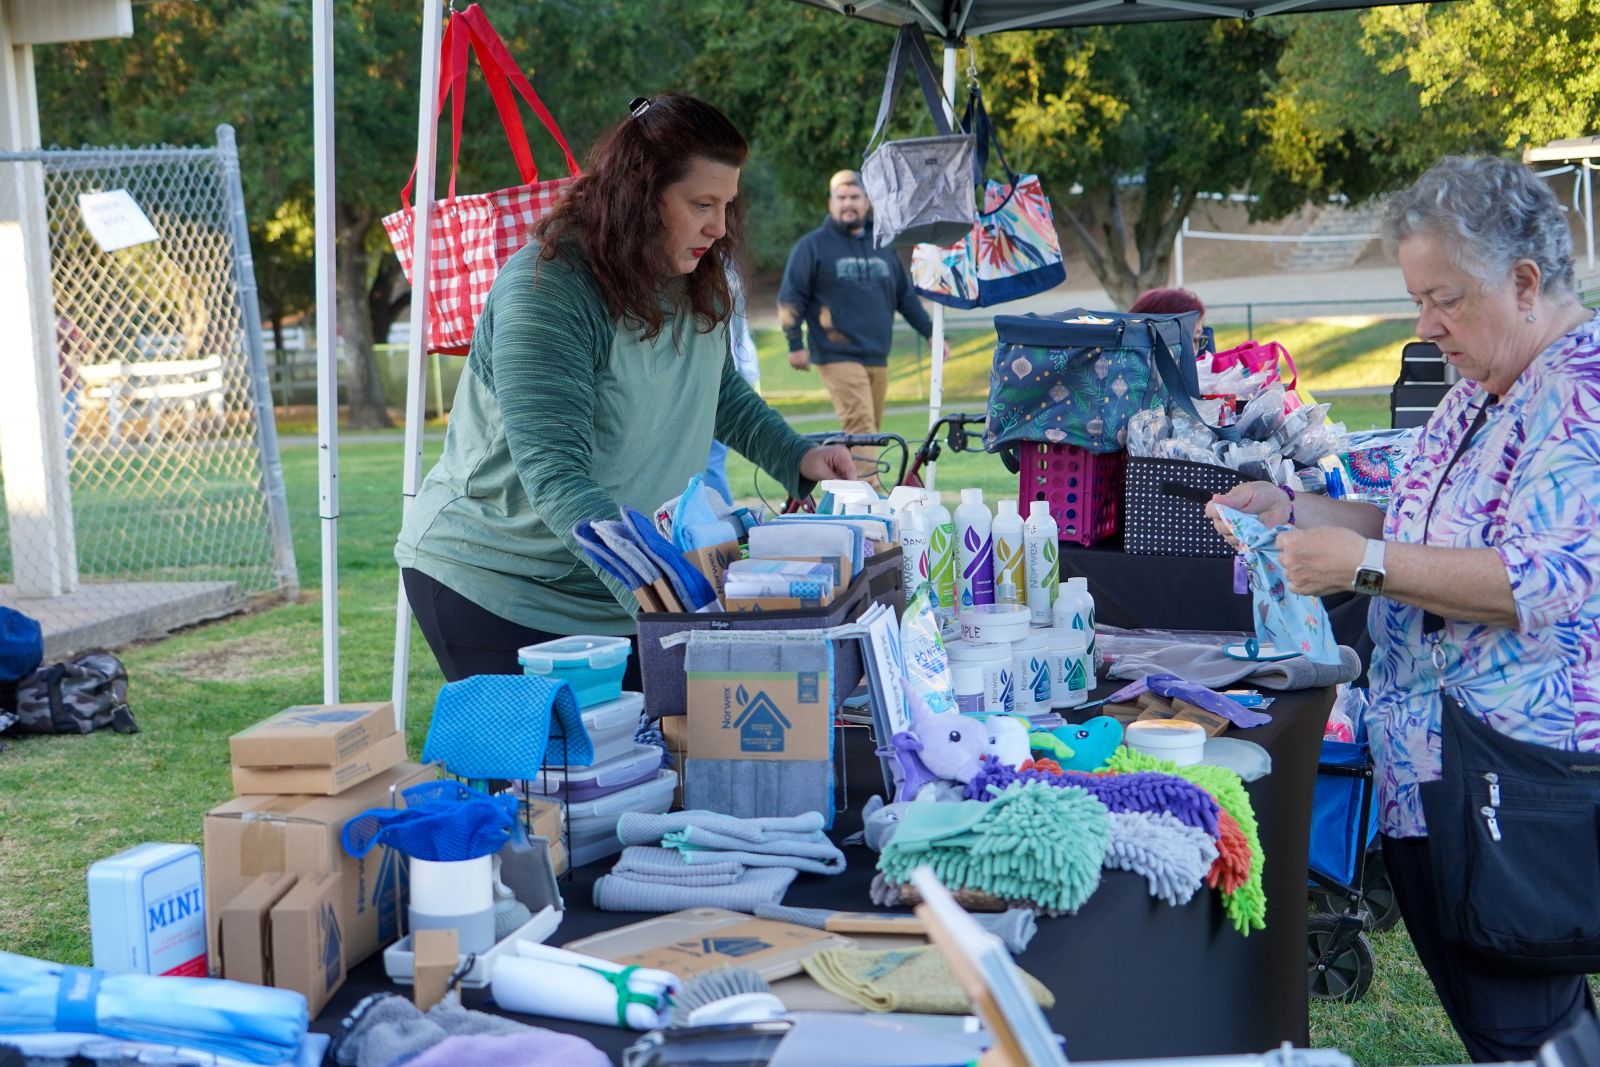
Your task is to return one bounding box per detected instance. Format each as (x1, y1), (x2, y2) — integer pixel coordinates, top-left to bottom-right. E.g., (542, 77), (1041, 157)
(1307, 914), (1374, 1003)
(1360, 848), (1401, 932)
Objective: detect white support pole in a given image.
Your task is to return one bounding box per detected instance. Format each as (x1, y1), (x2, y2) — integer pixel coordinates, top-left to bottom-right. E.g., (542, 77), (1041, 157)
(925, 40), (958, 492)
(391, 0), (445, 732)
(0, 30), (77, 599)
(312, 0), (340, 703)
(1174, 217), (1186, 288)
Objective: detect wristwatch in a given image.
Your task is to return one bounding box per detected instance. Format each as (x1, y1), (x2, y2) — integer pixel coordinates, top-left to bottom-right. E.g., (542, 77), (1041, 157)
(1352, 539), (1387, 596)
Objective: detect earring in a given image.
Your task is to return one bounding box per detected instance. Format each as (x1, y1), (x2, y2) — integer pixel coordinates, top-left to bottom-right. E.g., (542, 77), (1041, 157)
(1526, 312), (1538, 323)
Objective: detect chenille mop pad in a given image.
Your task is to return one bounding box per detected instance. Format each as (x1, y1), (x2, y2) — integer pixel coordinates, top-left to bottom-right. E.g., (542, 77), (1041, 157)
(877, 781), (1109, 914)
(1108, 747), (1265, 934)
(801, 946), (1054, 1015)
(682, 635), (837, 826)
(1103, 811), (1220, 907)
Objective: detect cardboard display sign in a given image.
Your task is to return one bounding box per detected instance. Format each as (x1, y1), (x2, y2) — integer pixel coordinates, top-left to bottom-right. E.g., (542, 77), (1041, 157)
(566, 908), (851, 980)
(686, 670), (831, 761)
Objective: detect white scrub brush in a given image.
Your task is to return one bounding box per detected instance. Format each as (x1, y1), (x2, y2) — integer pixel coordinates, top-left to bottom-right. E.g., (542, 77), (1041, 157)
(668, 966), (786, 1027)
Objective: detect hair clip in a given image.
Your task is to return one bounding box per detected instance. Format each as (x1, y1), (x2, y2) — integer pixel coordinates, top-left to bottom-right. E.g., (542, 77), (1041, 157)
(629, 96), (653, 118)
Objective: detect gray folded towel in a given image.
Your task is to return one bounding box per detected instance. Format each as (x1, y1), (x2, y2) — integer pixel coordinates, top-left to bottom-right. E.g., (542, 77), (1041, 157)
(619, 809), (847, 874)
(611, 846), (745, 885)
(1106, 642), (1361, 690)
(593, 865), (795, 913)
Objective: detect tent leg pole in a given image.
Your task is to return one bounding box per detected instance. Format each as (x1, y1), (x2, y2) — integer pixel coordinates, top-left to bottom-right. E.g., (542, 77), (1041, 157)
(926, 41), (960, 494)
(392, 0), (446, 734)
(313, 0), (340, 704)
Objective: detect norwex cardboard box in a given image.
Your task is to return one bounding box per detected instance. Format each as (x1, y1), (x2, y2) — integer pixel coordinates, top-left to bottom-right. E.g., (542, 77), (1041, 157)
(219, 872), (299, 985)
(230, 701), (395, 769)
(270, 873), (345, 1016)
(686, 667), (832, 761)
(764, 553), (853, 588)
(724, 591), (832, 613)
(204, 761), (434, 972)
(231, 731), (407, 796)
(687, 540), (741, 599)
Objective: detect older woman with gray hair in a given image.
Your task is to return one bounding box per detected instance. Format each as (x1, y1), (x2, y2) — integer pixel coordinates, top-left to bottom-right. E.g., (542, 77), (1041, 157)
(1211, 155), (1600, 1060)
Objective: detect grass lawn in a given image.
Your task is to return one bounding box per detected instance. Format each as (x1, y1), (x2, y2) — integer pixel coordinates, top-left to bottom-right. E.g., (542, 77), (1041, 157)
(0, 326), (1515, 1063)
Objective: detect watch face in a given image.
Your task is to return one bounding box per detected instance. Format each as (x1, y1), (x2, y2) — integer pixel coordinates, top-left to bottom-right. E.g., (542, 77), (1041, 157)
(1353, 568), (1384, 595)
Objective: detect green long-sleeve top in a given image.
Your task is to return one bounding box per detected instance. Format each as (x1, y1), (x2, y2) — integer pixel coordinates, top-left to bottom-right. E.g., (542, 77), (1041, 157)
(396, 241), (814, 635)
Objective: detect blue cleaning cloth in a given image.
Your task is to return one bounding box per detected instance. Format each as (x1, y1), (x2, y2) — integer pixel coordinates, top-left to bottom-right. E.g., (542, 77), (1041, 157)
(668, 476), (741, 553)
(593, 519), (665, 589)
(622, 505), (718, 610)
(0, 951), (308, 1064)
(343, 781), (521, 862)
(574, 520), (648, 589)
(1214, 504), (1341, 665)
(421, 673), (593, 780)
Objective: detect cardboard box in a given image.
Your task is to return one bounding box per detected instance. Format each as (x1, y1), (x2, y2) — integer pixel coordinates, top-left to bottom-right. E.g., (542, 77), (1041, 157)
(687, 540), (742, 599)
(231, 731), (408, 796)
(219, 872), (299, 985)
(412, 929), (458, 1011)
(270, 873), (345, 1016)
(230, 701), (395, 769)
(765, 553), (852, 588)
(660, 714), (689, 808)
(686, 668), (831, 762)
(204, 762), (435, 971)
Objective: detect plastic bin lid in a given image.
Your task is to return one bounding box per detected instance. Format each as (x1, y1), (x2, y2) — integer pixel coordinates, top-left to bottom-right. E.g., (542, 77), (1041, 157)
(517, 635), (631, 672)
(581, 691), (643, 732)
(535, 743), (661, 790)
(566, 768), (676, 824)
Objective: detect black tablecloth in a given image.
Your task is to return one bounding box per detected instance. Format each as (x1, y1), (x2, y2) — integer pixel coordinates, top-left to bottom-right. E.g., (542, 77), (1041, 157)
(317, 680), (1332, 1063)
(1060, 538), (1373, 681)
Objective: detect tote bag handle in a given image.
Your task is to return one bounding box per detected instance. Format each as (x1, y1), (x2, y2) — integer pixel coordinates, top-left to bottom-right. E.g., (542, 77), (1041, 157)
(401, 3), (579, 207)
(865, 24), (957, 155)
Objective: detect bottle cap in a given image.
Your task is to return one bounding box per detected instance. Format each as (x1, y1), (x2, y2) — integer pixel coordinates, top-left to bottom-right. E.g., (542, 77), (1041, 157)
(1029, 500), (1052, 519)
(997, 580), (1020, 605)
(997, 499), (1019, 518)
(960, 488), (984, 507)
(1068, 576), (1088, 594)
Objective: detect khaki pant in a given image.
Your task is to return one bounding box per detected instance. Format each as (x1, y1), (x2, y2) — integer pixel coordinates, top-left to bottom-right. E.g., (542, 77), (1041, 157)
(815, 360), (889, 483)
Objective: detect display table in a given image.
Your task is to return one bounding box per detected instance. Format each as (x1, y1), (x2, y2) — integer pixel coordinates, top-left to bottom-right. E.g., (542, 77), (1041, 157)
(1060, 537), (1373, 680)
(316, 683), (1333, 1064)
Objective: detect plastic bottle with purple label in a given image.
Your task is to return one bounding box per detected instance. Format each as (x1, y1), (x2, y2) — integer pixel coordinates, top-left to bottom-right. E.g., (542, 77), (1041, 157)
(954, 488), (995, 613)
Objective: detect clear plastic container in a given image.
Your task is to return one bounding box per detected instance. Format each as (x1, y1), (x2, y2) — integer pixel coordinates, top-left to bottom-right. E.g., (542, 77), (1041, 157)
(566, 769), (677, 869)
(548, 691), (642, 767)
(526, 743), (661, 802)
(517, 635), (632, 709)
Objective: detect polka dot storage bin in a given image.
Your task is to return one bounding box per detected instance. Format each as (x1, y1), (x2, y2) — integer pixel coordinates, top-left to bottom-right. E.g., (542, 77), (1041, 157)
(1018, 442), (1125, 546)
(1121, 456), (1244, 556)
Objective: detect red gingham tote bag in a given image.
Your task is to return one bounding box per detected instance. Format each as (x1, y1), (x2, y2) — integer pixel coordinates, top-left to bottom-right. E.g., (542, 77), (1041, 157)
(383, 4), (579, 355)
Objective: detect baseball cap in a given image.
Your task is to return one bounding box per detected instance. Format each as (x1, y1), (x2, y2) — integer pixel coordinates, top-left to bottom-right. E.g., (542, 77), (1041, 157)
(829, 169), (863, 191)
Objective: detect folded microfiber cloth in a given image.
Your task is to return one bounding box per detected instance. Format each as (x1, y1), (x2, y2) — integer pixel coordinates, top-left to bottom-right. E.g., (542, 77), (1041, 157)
(878, 781), (1109, 914)
(1215, 504), (1341, 665)
(1102, 637), (1361, 690)
(1104, 811), (1220, 907)
(421, 674), (592, 780)
(801, 946), (1054, 1014)
(748, 524), (857, 581)
(622, 505), (719, 611)
(574, 520), (648, 590)
(329, 993), (528, 1067)
(612, 846), (746, 886)
(751, 903), (1038, 955)
(618, 810), (846, 874)
(593, 864), (795, 913)
(684, 759), (839, 836)
(404, 1031), (611, 1067)
(592, 518), (664, 590)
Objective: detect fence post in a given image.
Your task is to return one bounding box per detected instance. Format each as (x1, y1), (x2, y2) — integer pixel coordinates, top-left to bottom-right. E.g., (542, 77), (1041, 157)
(1247, 304), (1254, 339)
(218, 123), (300, 600)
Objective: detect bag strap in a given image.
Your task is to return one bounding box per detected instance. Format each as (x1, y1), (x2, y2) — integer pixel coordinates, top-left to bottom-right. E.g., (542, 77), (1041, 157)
(866, 24), (956, 155)
(400, 4), (579, 208)
(1143, 318), (1241, 442)
(963, 87), (1025, 218)
(1273, 342), (1298, 391)
(34, 664), (74, 734)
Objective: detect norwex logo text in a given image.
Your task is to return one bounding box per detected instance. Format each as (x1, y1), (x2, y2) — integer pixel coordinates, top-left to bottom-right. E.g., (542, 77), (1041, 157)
(147, 886), (204, 933)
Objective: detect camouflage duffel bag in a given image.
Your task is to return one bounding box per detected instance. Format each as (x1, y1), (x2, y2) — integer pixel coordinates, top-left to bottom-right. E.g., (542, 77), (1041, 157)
(9, 650), (138, 736)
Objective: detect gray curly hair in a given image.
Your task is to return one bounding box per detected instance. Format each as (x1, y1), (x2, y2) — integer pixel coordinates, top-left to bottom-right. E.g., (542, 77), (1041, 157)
(1381, 156), (1575, 297)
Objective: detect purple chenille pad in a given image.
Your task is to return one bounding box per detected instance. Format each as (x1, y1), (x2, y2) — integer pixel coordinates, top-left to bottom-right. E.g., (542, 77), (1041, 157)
(1146, 673), (1272, 728)
(965, 756), (1221, 838)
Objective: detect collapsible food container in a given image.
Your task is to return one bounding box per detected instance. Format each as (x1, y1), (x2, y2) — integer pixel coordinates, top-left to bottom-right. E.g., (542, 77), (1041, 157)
(526, 743), (661, 802)
(548, 691), (643, 768)
(566, 768), (677, 868)
(518, 635), (631, 709)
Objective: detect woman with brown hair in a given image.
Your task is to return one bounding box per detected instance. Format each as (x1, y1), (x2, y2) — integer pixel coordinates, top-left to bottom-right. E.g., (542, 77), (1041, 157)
(397, 94), (854, 686)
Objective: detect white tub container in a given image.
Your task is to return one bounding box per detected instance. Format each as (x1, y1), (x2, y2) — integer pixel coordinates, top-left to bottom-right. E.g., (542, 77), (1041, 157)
(945, 639), (1014, 714)
(1125, 720), (1207, 766)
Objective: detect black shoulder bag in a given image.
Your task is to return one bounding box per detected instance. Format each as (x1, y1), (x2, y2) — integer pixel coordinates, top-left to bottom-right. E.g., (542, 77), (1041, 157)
(1416, 395), (1600, 973)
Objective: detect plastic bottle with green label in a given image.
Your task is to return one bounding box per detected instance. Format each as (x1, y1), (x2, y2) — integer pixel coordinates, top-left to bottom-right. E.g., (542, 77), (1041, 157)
(1054, 577), (1098, 685)
(1023, 500), (1059, 626)
(992, 499), (1026, 606)
(922, 491), (956, 621)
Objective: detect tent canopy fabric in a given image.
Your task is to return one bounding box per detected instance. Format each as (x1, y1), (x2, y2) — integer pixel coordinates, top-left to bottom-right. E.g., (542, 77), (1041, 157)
(792, 0), (1426, 38)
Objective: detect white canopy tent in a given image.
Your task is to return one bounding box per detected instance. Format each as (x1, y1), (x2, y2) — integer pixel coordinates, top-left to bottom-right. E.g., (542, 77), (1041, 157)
(304, 0), (1437, 723)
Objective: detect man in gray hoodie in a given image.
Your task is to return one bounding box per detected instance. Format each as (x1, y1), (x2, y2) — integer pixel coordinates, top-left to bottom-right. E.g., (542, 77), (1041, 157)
(779, 170), (944, 478)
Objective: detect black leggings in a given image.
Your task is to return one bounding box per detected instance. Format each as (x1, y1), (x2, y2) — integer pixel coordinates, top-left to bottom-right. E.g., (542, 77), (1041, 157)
(402, 568), (643, 691)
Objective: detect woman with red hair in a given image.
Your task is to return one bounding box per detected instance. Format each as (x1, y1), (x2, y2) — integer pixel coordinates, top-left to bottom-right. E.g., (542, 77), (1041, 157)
(1130, 287), (1208, 353)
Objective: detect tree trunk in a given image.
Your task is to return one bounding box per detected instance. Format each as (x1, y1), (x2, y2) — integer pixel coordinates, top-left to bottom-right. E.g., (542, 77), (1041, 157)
(1058, 181), (1195, 309)
(368, 253), (411, 355)
(336, 205), (393, 429)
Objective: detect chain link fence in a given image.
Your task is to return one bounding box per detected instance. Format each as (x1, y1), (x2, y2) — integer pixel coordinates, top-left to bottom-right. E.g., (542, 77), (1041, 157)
(0, 127), (296, 653)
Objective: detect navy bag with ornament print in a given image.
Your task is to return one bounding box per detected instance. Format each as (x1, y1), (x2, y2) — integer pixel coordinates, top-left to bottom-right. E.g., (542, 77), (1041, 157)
(983, 307), (1237, 454)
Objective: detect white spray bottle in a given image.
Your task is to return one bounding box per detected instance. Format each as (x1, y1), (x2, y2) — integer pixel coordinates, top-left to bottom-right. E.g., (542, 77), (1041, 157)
(954, 488), (995, 611)
(1067, 575), (1099, 675)
(992, 500), (1025, 608)
(922, 491), (956, 621)
(1023, 500), (1059, 627)
(896, 495), (931, 600)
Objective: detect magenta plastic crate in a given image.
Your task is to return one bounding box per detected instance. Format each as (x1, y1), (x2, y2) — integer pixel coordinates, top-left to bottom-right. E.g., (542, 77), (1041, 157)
(1017, 442), (1126, 546)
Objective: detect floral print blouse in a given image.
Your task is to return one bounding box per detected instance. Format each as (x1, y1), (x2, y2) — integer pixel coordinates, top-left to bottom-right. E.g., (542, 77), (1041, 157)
(1366, 311), (1600, 837)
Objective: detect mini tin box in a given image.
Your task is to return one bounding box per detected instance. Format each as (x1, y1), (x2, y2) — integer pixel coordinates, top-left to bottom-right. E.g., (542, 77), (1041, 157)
(88, 842), (207, 976)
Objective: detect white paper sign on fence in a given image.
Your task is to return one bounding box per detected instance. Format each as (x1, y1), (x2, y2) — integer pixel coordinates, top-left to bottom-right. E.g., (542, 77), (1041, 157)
(78, 190), (159, 252)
